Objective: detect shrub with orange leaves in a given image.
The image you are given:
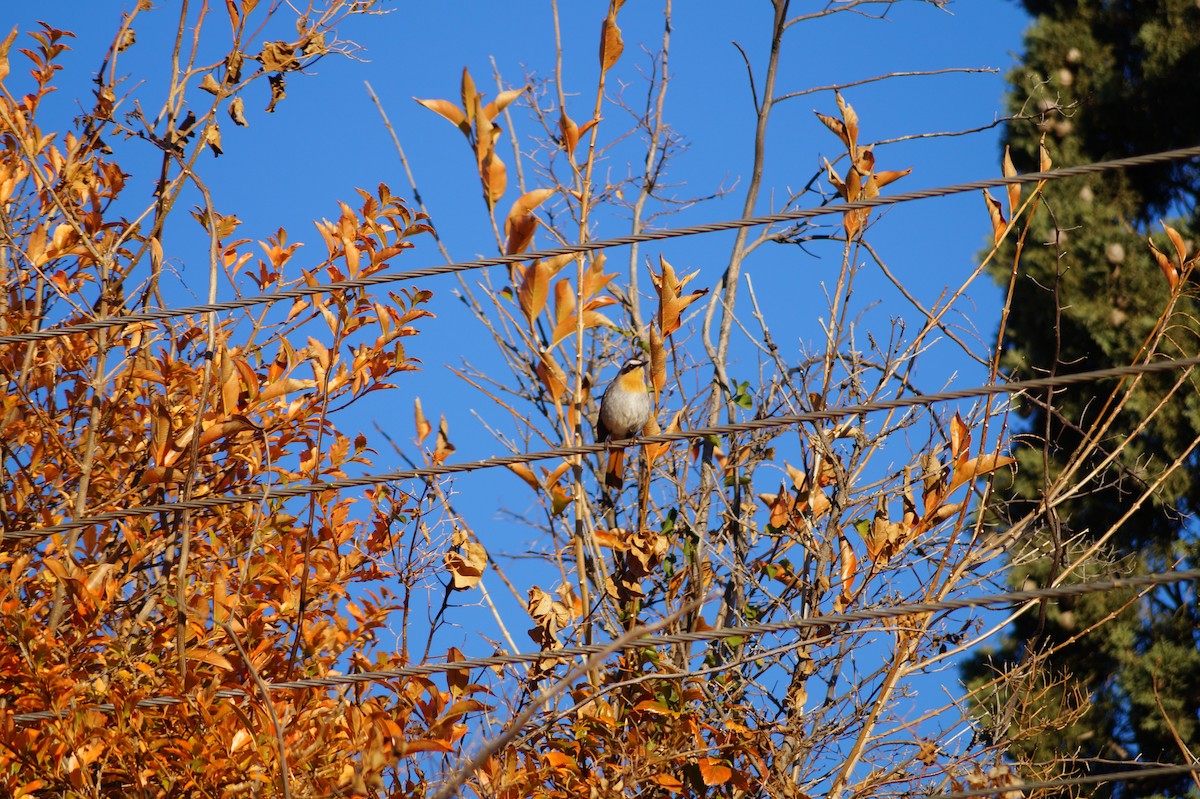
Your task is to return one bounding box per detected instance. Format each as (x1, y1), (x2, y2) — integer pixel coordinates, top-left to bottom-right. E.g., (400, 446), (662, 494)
(0, 14), (491, 798)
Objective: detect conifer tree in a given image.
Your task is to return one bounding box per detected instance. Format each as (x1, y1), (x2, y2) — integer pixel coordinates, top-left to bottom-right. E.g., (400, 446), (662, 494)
(968, 3), (1200, 796)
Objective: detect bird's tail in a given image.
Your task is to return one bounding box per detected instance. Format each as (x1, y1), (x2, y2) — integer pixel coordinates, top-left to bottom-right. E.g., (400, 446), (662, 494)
(604, 448), (626, 491)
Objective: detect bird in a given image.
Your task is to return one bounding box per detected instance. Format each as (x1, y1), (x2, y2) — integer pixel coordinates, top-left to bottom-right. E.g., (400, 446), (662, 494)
(595, 356), (653, 492)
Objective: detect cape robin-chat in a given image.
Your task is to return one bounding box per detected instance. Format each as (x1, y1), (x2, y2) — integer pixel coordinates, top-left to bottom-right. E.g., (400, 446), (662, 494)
(595, 356), (652, 491)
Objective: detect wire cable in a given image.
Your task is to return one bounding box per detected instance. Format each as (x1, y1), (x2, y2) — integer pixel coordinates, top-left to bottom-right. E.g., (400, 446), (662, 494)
(9, 566), (1198, 724)
(5, 352), (1199, 543)
(2, 144), (1198, 349)
(927, 763), (1200, 799)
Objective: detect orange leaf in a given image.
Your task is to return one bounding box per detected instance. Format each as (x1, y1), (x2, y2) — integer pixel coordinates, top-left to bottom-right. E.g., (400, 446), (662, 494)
(504, 188), (556, 255)
(651, 254), (708, 338)
(414, 97), (469, 135)
(483, 86), (527, 121)
(874, 167), (911, 189)
(481, 151), (506, 207)
(1164, 222), (1189, 265)
(517, 259), (554, 327)
(186, 646), (234, 671)
(698, 757), (733, 787)
(139, 466), (187, 486)
(651, 773), (685, 791)
(547, 461), (572, 486)
(646, 408), (681, 466)
(824, 159), (847, 198)
(649, 322), (666, 396)
(835, 91), (859, 151)
(1002, 145), (1020, 215)
(550, 309), (614, 347)
(461, 67), (477, 126)
(197, 415), (257, 448)
(835, 534), (858, 612)
(947, 453), (1016, 494)
(1149, 240), (1180, 290)
(537, 352), (567, 404)
(983, 190), (1007, 246)
(950, 412), (970, 467)
(815, 111), (849, 149)
(258, 376), (317, 403)
(508, 463), (540, 492)
(581, 251), (617, 300)
(599, 11), (623, 73)
(0, 26), (17, 84)
(414, 397), (431, 444)
(559, 111), (579, 154)
(434, 414), (455, 465)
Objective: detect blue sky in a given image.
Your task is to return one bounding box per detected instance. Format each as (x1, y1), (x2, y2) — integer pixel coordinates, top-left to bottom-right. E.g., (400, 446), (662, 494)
(8, 0), (1035, 749)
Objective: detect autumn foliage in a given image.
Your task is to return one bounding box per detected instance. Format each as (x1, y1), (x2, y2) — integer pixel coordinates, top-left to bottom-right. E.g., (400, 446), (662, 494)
(0, 13), (471, 797)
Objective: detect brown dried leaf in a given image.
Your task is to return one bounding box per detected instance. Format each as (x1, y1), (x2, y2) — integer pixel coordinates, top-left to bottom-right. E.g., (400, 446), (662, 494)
(835, 91), (859, 152)
(785, 463), (810, 493)
(0, 26), (18, 84)
(649, 323), (666, 396)
(550, 309), (614, 347)
(200, 73), (222, 95)
(139, 466), (187, 486)
(947, 453), (1016, 494)
(445, 539), (487, 590)
(1149, 239), (1180, 290)
(414, 97), (469, 135)
(559, 111), (580, 154)
(1002, 145), (1020, 215)
(461, 67), (477, 126)
(228, 96), (248, 127)
(758, 483), (793, 530)
(256, 376), (316, 403)
(225, 50), (244, 83)
(258, 40), (298, 72)
(517, 254), (571, 327)
(835, 534), (858, 612)
(646, 408), (681, 467)
(600, 11), (623, 73)
(481, 151), (506, 207)
(537, 352), (567, 404)
(549, 483), (571, 517)
(203, 124), (222, 157)
(507, 463), (540, 492)
(950, 412), (970, 467)
(581, 252), (617, 300)
(651, 254), (708, 338)
(815, 112), (849, 149)
(483, 86), (527, 121)
(983, 190), (1007, 246)
(825, 159), (847, 198)
(873, 167), (912, 189)
(1164, 222), (1188, 265)
(266, 73), (286, 112)
(197, 415), (257, 448)
(434, 414), (455, 465)
(186, 646), (234, 671)
(866, 495), (890, 564)
(414, 397), (431, 444)
(504, 188), (555, 255)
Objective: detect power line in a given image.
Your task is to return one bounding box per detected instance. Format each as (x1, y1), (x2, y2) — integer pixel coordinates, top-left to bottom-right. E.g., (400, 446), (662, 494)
(10, 565), (1198, 725)
(5, 352), (1198, 544)
(2, 145), (1199, 349)
(926, 763), (1200, 799)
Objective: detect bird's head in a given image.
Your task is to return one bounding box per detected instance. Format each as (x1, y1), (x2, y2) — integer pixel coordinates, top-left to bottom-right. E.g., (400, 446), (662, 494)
(618, 356), (647, 375)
